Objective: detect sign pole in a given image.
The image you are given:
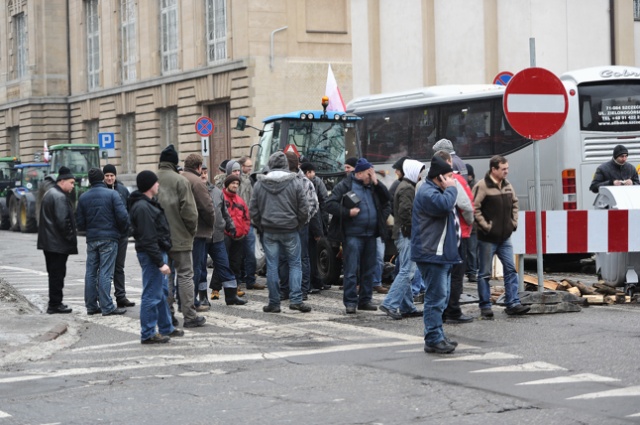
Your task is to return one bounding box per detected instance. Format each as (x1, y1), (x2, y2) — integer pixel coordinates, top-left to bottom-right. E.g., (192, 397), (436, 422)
(529, 37), (544, 293)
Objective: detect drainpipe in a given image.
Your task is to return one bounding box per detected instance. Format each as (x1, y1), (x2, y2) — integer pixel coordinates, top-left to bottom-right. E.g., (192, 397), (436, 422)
(609, 0), (616, 65)
(66, 0), (72, 141)
(270, 26), (288, 71)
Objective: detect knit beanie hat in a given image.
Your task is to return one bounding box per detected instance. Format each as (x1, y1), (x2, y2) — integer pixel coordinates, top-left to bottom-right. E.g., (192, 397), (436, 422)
(103, 164), (117, 176)
(225, 160), (241, 175)
(427, 155), (453, 179)
(432, 138), (455, 154)
(224, 174), (241, 188)
(137, 170), (158, 193)
(354, 158), (373, 173)
(268, 151), (288, 170)
(392, 156), (409, 171)
(345, 157), (358, 168)
(88, 168), (104, 184)
(218, 159), (230, 172)
(465, 163), (475, 178)
(300, 162), (315, 173)
(613, 144), (628, 159)
(160, 144), (179, 165)
(56, 166), (75, 182)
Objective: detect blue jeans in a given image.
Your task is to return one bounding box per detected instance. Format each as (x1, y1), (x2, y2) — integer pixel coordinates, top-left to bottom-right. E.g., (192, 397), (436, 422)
(242, 226), (257, 287)
(417, 262), (452, 345)
(84, 239), (118, 313)
(477, 237), (521, 310)
(209, 240), (237, 288)
(412, 270), (425, 296)
(342, 235), (377, 307)
(373, 237), (384, 286)
(278, 224), (310, 296)
(263, 231), (303, 306)
(138, 251), (174, 340)
(465, 231), (478, 277)
(192, 238), (209, 303)
(382, 235), (418, 314)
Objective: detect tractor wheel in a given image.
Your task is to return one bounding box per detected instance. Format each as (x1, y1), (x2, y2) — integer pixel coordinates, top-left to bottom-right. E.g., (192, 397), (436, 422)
(0, 199), (9, 230)
(19, 196), (38, 233)
(317, 237), (341, 287)
(9, 196), (20, 232)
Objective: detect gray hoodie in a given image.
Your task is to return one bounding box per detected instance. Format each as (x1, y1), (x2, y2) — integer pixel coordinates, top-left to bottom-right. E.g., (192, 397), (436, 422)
(249, 152), (309, 234)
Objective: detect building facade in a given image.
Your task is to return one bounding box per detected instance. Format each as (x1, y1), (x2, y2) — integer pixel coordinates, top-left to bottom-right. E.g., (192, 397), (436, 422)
(0, 0), (353, 178)
(351, 0), (639, 98)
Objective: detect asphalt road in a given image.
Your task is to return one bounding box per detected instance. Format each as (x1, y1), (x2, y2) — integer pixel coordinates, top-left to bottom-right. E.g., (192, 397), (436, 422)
(0, 230), (639, 425)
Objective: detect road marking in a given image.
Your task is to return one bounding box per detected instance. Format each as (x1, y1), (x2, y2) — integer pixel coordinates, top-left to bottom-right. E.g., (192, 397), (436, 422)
(0, 266), (48, 276)
(517, 373), (620, 386)
(567, 385), (640, 400)
(627, 412), (640, 417)
(0, 411), (11, 418)
(471, 361), (567, 373)
(433, 352), (521, 362)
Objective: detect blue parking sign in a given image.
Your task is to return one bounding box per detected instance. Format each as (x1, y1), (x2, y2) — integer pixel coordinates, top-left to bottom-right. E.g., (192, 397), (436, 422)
(98, 132), (115, 149)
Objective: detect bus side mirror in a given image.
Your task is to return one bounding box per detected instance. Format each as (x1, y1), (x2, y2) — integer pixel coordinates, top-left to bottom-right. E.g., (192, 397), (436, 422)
(235, 116), (247, 131)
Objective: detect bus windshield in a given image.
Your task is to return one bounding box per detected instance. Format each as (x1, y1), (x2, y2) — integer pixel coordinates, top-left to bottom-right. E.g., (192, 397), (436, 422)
(254, 119), (359, 175)
(579, 81), (640, 132)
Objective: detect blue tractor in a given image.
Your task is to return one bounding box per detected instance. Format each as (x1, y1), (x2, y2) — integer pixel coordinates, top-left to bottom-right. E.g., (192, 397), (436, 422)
(6, 163), (49, 233)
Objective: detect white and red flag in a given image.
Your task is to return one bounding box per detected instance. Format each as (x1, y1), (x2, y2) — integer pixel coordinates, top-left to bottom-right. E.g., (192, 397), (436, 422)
(43, 140), (50, 162)
(325, 64), (346, 112)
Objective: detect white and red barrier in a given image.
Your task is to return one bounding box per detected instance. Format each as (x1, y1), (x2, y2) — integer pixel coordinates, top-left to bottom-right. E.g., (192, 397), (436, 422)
(511, 210), (640, 254)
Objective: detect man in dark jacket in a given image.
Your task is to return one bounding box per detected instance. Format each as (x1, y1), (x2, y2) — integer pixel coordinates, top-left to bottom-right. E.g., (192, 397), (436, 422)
(37, 167), (78, 314)
(129, 170), (183, 344)
(76, 168), (130, 316)
(250, 151), (311, 313)
(411, 155), (460, 354)
(326, 158), (391, 314)
(103, 164), (135, 308)
(473, 155), (529, 319)
(589, 144), (639, 193)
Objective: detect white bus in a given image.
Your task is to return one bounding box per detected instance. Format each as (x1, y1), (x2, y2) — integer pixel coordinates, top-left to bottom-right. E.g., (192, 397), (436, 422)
(346, 66), (640, 212)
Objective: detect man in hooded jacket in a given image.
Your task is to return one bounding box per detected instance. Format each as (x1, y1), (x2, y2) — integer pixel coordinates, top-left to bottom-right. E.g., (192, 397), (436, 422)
(589, 144), (639, 193)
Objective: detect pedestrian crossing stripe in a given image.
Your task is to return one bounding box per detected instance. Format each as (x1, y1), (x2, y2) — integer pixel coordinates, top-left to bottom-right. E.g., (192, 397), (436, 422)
(517, 373), (620, 386)
(471, 361), (567, 373)
(567, 385), (640, 400)
(433, 352), (521, 362)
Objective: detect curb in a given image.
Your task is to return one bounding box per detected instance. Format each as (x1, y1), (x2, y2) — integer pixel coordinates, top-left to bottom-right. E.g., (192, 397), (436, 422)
(37, 322), (69, 342)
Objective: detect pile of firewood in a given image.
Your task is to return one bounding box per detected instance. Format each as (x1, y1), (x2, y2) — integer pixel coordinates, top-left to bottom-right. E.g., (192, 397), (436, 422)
(523, 275), (633, 305)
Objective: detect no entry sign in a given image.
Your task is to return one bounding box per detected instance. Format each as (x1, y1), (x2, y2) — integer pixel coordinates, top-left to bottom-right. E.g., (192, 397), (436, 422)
(503, 67), (568, 140)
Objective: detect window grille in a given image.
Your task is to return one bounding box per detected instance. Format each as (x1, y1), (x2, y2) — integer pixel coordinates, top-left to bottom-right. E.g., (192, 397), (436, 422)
(206, 0), (227, 63)
(160, 0), (179, 73)
(635, 0), (640, 21)
(14, 13), (27, 79)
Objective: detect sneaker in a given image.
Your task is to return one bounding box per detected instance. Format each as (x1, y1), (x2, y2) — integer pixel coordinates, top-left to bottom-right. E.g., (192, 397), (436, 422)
(87, 309), (101, 315)
(444, 336), (458, 347)
(466, 275), (478, 283)
(102, 307), (127, 316)
(247, 283), (266, 290)
(183, 316), (206, 328)
(195, 304), (210, 312)
(373, 285), (389, 294)
(480, 308), (494, 319)
(345, 306), (357, 314)
(379, 305), (402, 320)
(116, 298), (136, 308)
(162, 329), (185, 337)
(357, 303), (378, 311)
(505, 304), (531, 316)
(263, 304), (281, 313)
(424, 340), (456, 354)
(443, 314), (474, 324)
(47, 304), (72, 314)
(289, 303), (312, 313)
(401, 310), (423, 318)
(141, 334), (170, 344)
(210, 290), (220, 300)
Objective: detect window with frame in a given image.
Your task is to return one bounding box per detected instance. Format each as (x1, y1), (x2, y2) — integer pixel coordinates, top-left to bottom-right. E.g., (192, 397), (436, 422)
(85, 120), (99, 145)
(8, 127), (20, 157)
(206, 0), (227, 63)
(160, 108), (178, 152)
(86, 0), (101, 90)
(121, 0), (137, 83)
(121, 114), (137, 174)
(160, 0), (179, 73)
(14, 13), (27, 79)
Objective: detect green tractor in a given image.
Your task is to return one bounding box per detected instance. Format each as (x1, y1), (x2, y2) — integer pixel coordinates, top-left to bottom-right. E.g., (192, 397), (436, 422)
(6, 163), (49, 233)
(0, 156), (21, 230)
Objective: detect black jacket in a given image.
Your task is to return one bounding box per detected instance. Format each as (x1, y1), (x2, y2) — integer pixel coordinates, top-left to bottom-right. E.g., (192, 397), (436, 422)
(326, 174), (391, 242)
(129, 191), (172, 267)
(107, 179), (131, 237)
(589, 158), (640, 193)
(37, 185), (78, 255)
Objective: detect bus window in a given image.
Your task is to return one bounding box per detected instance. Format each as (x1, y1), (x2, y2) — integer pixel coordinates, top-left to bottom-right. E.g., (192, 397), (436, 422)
(409, 107), (437, 161)
(360, 110), (410, 163)
(578, 81), (640, 132)
(440, 100), (493, 157)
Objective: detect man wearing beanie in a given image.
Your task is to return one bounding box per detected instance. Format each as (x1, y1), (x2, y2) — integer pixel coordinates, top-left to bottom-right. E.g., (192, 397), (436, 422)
(432, 139), (467, 177)
(129, 170), (183, 344)
(473, 155), (529, 321)
(250, 151), (311, 313)
(344, 157), (358, 174)
(326, 157), (391, 314)
(103, 164), (134, 308)
(157, 144), (205, 328)
(589, 144), (639, 193)
(38, 167), (78, 314)
(76, 168), (130, 316)
(411, 155), (460, 354)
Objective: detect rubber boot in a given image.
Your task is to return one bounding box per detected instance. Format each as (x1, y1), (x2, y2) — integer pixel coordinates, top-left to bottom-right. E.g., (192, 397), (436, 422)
(224, 287), (247, 306)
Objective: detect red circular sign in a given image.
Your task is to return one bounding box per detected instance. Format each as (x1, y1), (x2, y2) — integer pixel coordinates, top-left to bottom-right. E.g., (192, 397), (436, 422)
(195, 116), (214, 137)
(503, 67), (568, 140)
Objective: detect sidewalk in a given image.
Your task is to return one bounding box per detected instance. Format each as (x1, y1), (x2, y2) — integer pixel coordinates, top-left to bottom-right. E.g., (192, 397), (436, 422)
(0, 278), (78, 367)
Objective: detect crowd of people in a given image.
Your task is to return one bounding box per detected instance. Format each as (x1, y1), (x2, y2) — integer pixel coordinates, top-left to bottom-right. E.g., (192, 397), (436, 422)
(37, 138), (636, 350)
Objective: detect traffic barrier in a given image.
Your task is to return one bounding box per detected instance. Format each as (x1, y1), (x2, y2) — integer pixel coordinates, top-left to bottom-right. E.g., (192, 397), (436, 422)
(511, 210), (640, 254)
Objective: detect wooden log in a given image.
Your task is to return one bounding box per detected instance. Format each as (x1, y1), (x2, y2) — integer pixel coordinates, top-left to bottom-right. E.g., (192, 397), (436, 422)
(603, 296), (617, 305)
(523, 274), (560, 291)
(574, 281), (597, 296)
(582, 295), (605, 304)
(593, 283), (618, 296)
(567, 287), (582, 297)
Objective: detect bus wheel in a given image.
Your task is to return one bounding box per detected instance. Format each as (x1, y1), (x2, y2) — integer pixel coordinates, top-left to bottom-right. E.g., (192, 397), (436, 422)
(317, 237), (341, 286)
